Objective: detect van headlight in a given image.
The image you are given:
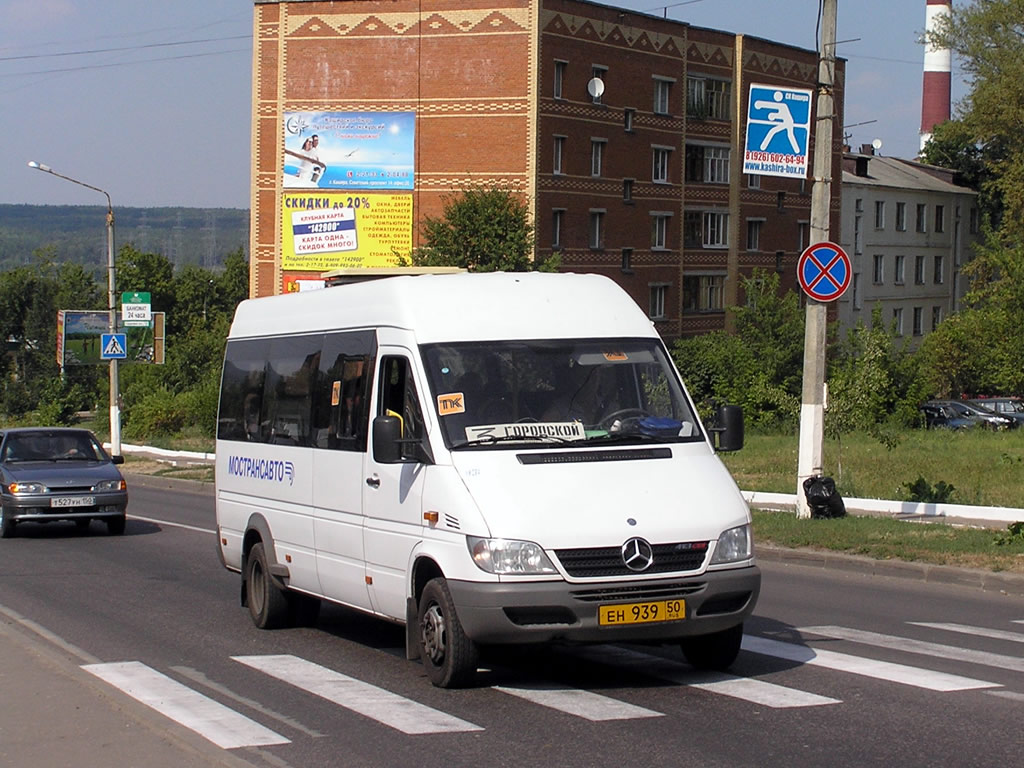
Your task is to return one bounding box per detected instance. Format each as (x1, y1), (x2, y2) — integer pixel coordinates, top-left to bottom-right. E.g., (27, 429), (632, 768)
(710, 524), (753, 565)
(467, 537), (558, 575)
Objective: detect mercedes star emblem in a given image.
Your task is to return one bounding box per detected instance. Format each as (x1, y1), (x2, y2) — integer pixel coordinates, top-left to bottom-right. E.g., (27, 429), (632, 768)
(621, 537), (654, 572)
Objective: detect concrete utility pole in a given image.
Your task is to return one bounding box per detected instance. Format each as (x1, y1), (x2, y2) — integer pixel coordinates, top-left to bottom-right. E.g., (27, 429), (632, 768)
(796, 0), (838, 519)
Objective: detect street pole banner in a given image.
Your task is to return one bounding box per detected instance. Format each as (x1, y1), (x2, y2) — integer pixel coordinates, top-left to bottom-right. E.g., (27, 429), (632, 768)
(743, 83), (813, 178)
(57, 311), (166, 366)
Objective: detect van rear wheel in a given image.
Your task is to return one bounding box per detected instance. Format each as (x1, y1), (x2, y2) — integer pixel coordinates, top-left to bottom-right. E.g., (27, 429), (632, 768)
(246, 542), (290, 629)
(680, 622), (744, 671)
(417, 577), (479, 688)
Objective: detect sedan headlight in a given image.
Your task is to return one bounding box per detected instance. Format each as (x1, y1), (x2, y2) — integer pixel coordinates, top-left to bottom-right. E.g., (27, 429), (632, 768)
(710, 524), (753, 565)
(8, 482), (47, 494)
(467, 537), (558, 575)
(93, 479), (126, 492)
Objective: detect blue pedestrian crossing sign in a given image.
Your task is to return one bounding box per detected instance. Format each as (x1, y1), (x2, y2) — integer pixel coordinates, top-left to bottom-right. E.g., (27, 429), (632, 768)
(798, 242), (851, 302)
(100, 333), (128, 360)
(743, 83), (813, 178)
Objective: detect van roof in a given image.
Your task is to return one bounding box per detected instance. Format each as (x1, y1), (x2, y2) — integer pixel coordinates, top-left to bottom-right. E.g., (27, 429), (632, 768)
(229, 271), (657, 343)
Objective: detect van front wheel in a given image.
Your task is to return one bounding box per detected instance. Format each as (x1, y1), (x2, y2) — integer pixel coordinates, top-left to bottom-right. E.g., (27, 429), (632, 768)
(246, 542), (290, 629)
(680, 622), (744, 670)
(417, 578), (479, 688)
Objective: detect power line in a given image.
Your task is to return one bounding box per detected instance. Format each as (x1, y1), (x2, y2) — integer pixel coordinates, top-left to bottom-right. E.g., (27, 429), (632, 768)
(0, 34), (251, 63)
(0, 48), (250, 79)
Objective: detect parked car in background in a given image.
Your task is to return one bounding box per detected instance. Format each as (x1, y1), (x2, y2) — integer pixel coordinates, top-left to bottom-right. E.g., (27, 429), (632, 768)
(968, 397), (1024, 427)
(920, 403), (977, 430)
(927, 400), (1016, 430)
(0, 428), (127, 538)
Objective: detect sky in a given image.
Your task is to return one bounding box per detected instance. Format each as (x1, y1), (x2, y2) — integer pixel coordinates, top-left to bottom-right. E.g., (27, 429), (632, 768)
(0, 0), (969, 210)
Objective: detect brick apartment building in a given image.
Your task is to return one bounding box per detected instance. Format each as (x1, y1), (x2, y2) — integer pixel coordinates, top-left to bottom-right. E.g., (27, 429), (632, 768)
(251, 0), (844, 338)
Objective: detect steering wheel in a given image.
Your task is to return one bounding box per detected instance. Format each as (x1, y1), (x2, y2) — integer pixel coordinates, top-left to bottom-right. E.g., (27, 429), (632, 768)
(598, 408), (650, 430)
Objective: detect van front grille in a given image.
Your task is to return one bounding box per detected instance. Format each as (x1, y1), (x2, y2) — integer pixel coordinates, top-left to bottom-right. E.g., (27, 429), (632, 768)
(570, 581), (706, 603)
(554, 542), (709, 578)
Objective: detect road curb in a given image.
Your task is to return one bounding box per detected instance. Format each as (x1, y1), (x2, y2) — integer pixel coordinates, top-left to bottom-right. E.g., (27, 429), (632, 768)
(757, 544), (1024, 597)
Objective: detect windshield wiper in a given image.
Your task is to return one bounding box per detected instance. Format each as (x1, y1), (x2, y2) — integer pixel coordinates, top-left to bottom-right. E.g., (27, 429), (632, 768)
(584, 431), (676, 445)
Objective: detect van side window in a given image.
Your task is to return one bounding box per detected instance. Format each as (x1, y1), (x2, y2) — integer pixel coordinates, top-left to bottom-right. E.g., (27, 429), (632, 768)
(313, 331), (375, 451)
(218, 338), (270, 442)
(260, 335), (321, 446)
(379, 356), (425, 445)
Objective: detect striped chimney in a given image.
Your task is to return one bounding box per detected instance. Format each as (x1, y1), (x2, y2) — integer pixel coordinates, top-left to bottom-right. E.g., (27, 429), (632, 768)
(920, 0), (952, 151)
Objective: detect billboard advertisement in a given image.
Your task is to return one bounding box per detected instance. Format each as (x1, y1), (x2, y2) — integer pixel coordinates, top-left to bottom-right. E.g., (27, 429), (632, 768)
(282, 111), (415, 190)
(280, 192), (413, 272)
(57, 310), (166, 366)
(743, 84), (813, 178)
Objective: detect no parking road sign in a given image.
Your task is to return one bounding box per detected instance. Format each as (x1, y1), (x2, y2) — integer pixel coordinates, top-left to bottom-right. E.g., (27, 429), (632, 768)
(798, 242), (851, 302)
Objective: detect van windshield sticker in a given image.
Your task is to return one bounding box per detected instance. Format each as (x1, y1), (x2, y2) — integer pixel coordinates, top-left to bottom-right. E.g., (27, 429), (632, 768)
(465, 422), (586, 442)
(437, 392), (466, 415)
(603, 351), (628, 361)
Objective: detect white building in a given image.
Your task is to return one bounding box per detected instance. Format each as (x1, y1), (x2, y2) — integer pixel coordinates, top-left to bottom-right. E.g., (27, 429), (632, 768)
(838, 147), (980, 347)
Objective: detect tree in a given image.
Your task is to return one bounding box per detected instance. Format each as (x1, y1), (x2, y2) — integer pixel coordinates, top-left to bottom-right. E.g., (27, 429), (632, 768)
(409, 187), (553, 271)
(116, 245), (175, 326)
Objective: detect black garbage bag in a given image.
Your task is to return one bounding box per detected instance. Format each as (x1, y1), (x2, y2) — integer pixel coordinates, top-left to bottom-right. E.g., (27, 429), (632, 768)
(802, 475), (847, 519)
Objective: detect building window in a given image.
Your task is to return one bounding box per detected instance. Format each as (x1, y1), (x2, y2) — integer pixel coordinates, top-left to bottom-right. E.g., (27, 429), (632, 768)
(685, 76), (730, 120)
(623, 108), (635, 132)
(652, 146), (671, 183)
(747, 219), (763, 251)
(933, 254), (944, 284)
(777, 191), (786, 212)
(855, 198), (863, 213)
(591, 65), (606, 104)
(935, 204), (945, 233)
(873, 254), (884, 284)
(916, 203), (927, 232)
(685, 144), (730, 183)
(894, 254), (905, 284)
(896, 201), (906, 231)
(621, 248), (633, 273)
(747, 174), (761, 189)
(775, 250), (784, 273)
(969, 206), (979, 234)
(854, 214), (862, 255)
(797, 222), (809, 252)
(684, 211), (728, 248)
(553, 60), (566, 100)
(589, 209), (605, 249)
(649, 283), (668, 319)
(893, 307), (904, 336)
(915, 254), (926, 284)
(653, 77), (673, 114)
(682, 274), (725, 312)
(913, 307), (923, 336)
(553, 136), (565, 175)
(591, 139), (605, 177)
(932, 305), (942, 331)
(623, 178), (634, 203)
(852, 273), (862, 310)
(552, 209), (564, 248)
(874, 200), (885, 229)
(651, 213), (671, 249)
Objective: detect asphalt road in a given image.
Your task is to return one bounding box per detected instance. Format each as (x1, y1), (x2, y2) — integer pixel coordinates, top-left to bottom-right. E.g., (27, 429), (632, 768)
(0, 475), (1022, 768)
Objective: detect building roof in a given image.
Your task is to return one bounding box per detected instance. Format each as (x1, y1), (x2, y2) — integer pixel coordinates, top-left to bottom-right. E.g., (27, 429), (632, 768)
(842, 153), (977, 196)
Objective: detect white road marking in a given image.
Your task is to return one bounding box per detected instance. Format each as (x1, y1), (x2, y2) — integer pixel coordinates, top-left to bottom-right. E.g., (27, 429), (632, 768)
(127, 514), (215, 534)
(987, 690), (1024, 703)
(908, 622), (1024, 644)
(800, 625), (1024, 674)
(494, 684), (664, 720)
(575, 645), (840, 708)
(233, 654), (483, 734)
(743, 635), (1000, 692)
(83, 661), (289, 749)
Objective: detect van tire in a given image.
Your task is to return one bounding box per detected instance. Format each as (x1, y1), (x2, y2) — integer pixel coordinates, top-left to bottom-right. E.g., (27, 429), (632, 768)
(417, 577), (479, 688)
(680, 622), (744, 670)
(246, 542), (290, 629)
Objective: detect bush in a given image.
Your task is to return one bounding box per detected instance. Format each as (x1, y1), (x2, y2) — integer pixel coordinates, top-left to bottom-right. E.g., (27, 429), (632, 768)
(123, 388), (186, 439)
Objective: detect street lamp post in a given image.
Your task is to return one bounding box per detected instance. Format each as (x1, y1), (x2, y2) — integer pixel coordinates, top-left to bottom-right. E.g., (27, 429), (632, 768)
(27, 161), (121, 456)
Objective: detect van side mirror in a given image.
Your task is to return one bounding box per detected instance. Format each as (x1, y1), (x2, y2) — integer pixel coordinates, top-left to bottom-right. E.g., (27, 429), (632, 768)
(372, 415), (435, 465)
(709, 404), (744, 452)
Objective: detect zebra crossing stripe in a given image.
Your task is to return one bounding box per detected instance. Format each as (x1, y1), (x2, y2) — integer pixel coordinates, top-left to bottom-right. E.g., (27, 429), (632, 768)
(494, 684), (664, 721)
(743, 635), (999, 692)
(232, 654), (483, 734)
(801, 625), (1024, 674)
(575, 645), (840, 708)
(908, 622), (1024, 644)
(82, 661), (289, 749)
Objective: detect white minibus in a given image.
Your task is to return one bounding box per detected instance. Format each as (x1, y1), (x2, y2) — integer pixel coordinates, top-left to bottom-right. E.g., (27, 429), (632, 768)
(215, 271), (759, 687)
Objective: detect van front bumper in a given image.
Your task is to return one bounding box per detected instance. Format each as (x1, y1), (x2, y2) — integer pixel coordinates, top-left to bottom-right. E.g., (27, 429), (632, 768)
(446, 564), (760, 645)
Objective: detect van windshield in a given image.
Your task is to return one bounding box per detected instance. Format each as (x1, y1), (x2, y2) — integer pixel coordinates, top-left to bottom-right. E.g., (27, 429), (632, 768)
(420, 339), (703, 449)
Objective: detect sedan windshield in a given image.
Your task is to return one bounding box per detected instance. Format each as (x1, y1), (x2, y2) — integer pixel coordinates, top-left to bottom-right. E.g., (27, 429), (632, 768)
(421, 339), (704, 449)
(1, 431), (105, 462)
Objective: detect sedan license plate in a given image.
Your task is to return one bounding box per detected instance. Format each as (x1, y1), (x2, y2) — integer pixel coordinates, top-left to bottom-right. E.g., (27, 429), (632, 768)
(50, 496), (94, 508)
(598, 599), (685, 626)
